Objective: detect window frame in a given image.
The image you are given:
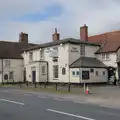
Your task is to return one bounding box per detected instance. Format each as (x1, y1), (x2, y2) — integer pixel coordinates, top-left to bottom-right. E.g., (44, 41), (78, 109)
(9, 71), (14, 80)
(80, 44), (85, 56)
(53, 65), (59, 79)
(29, 52), (33, 61)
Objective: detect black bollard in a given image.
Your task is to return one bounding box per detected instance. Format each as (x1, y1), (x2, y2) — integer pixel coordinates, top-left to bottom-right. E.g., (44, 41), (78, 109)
(56, 82), (58, 91)
(68, 83), (70, 92)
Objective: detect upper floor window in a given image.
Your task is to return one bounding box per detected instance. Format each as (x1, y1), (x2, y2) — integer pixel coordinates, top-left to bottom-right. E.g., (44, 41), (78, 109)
(53, 47), (58, 52)
(80, 44), (85, 56)
(53, 65), (59, 79)
(5, 60), (10, 67)
(102, 53), (110, 60)
(40, 49), (44, 58)
(62, 67), (66, 75)
(29, 52), (33, 61)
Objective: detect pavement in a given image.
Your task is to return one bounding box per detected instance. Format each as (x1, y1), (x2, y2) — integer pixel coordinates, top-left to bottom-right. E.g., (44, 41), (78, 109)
(0, 86), (120, 120)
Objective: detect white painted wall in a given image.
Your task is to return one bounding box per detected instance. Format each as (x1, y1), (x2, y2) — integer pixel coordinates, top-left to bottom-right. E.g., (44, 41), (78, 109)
(0, 59), (24, 83)
(70, 68), (108, 83)
(22, 42), (104, 83)
(96, 53), (117, 68)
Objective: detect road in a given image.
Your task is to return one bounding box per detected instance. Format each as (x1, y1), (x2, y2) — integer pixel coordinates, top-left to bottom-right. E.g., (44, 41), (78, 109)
(0, 87), (120, 120)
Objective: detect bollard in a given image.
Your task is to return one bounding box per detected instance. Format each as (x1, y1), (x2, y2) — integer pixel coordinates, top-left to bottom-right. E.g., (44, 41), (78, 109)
(34, 82), (37, 88)
(56, 82), (58, 91)
(26, 81), (28, 87)
(68, 83), (70, 92)
(44, 82), (46, 88)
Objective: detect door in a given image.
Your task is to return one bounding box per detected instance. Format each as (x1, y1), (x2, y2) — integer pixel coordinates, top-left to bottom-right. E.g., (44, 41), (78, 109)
(32, 71), (36, 83)
(24, 69), (26, 83)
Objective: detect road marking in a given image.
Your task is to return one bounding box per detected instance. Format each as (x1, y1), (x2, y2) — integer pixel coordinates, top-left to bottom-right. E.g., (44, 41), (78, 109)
(54, 98), (66, 101)
(46, 109), (96, 120)
(38, 96), (47, 99)
(73, 101), (87, 104)
(99, 105), (113, 109)
(24, 94), (33, 96)
(0, 98), (25, 106)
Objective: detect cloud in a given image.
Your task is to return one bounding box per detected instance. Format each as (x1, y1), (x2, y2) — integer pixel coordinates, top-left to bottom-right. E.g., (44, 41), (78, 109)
(0, 0), (120, 43)
(13, 3), (63, 22)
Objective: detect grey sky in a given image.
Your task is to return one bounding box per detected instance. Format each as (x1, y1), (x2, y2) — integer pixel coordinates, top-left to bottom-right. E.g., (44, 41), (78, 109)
(0, 0), (120, 43)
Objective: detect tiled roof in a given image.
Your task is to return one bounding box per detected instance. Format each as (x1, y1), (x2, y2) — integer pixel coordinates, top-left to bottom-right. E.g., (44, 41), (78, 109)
(0, 41), (37, 59)
(88, 31), (120, 53)
(70, 57), (107, 68)
(23, 38), (100, 52)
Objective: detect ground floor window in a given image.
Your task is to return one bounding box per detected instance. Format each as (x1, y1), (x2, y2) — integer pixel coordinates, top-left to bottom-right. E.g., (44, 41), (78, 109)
(62, 67), (66, 75)
(82, 71), (89, 80)
(9, 72), (14, 80)
(42, 66), (46, 75)
(53, 65), (58, 79)
(4, 74), (8, 80)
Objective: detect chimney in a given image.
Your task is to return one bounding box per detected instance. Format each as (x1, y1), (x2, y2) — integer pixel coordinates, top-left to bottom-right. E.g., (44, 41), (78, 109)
(80, 24), (88, 41)
(19, 32), (28, 44)
(52, 28), (60, 41)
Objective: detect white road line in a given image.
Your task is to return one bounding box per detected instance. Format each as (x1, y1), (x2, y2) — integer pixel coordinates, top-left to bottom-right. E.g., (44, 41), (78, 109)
(24, 94), (33, 96)
(54, 98), (66, 101)
(38, 96), (47, 99)
(73, 101), (87, 104)
(0, 98), (25, 106)
(99, 105), (113, 109)
(46, 109), (96, 120)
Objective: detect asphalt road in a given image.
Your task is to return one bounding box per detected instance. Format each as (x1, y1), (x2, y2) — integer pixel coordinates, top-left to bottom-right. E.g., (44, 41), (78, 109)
(0, 87), (120, 120)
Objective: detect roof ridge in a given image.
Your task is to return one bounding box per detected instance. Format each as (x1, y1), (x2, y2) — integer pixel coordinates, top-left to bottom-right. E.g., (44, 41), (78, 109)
(89, 30), (120, 38)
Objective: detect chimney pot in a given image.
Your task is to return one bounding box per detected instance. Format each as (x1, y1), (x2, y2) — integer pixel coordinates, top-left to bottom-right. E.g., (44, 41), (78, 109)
(52, 28), (60, 41)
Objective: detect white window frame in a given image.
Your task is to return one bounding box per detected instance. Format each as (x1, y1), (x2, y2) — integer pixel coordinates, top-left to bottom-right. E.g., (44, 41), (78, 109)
(53, 65), (59, 79)
(9, 71), (14, 80)
(42, 66), (46, 75)
(29, 52), (33, 61)
(5, 60), (10, 67)
(102, 53), (110, 61)
(40, 49), (44, 59)
(80, 44), (85, 56)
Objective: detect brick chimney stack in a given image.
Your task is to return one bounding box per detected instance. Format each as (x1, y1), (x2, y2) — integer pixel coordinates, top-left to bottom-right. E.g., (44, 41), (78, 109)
(80, 24), (88, 41)
(19, 32), (28, 44)
(52, 28), (60, 41)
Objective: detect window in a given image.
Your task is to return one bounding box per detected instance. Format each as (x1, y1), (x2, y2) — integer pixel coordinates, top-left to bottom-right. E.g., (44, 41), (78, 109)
(103, 71), (105, 76)
(5, 60), (10, 67)
(53, 57), (58, 62)
(53, 47), (58, 51)
(72, 71), (75, 76)
(40, 49), (44, 58)
(53, 65), (58, 79)
(96, 71), (98, 76)
(42, 66), (46, 74)
(80, 44), (85, 56)
(4, 74), (8, 80)
(76, 71), (80, 76)
(90, 69), (94, 73)
(9, 72), (14, 79)
(62, 67), (66, 75)
(29, 52), (33, 61)
(82, 71), (89, 80)
(102, 53), (110, 60)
